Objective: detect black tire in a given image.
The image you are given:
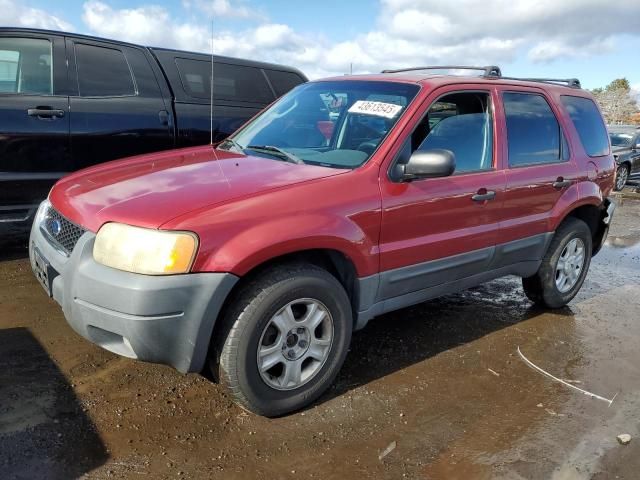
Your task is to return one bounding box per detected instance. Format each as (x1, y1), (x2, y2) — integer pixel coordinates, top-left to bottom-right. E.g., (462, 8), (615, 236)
(212, 263), (352, 417)
(522, 218), (592, 308)
(615, 164), (629, 191)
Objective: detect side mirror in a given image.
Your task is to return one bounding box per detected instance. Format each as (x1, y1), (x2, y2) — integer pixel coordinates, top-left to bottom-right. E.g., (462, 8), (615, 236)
(398, 149), (456, 181)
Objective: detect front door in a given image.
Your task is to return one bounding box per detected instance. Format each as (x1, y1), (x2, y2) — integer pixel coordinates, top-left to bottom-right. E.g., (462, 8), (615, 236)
(67, 38), (173, 170)
(0, 32), (70, 222)
(378, 87), (506, 300)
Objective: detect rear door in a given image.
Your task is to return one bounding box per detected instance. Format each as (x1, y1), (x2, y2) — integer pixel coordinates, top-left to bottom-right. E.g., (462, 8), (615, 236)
(67, 38), (173, 170)
(0, 32), (70, 222)
(631, 132), (640, 176)
(152, 50), (279, 146)
(497, 87), (578, 246)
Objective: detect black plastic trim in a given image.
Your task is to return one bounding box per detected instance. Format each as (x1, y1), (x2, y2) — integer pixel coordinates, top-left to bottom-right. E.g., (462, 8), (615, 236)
(354, 232), (553, 330)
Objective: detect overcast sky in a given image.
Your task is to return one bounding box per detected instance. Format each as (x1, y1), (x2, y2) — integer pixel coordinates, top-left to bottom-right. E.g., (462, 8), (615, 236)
(2, 0), (639, 90)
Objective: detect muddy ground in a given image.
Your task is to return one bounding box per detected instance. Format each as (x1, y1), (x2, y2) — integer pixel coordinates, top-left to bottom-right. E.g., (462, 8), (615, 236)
(1, 191), (640, 480)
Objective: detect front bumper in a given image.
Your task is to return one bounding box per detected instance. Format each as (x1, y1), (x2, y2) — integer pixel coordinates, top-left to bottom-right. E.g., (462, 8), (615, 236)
(29, 208), (238, 373)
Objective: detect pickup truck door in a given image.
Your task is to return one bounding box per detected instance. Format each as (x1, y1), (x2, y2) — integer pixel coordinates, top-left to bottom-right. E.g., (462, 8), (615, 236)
(0, 32), (70, 222)
(67, 38), (174, 170)
(630, 133), (640, 176)
(378, 86), (506, 302)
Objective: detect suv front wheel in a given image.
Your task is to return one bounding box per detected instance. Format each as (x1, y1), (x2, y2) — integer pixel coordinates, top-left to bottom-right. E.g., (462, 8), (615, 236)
(522, 218), (592, 308)
(213, 263), (353, 417)
(615, 164), (629, 191)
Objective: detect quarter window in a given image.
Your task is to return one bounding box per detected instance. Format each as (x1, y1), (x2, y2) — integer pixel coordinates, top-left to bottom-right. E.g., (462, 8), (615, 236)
(504, 92), (562, 166)
(175, 58), (274, 103)
(265, 69), (305, 97)
(560, 95), (609, 157)
(75, 43), (135, 97)
(0, 37), (52, 95)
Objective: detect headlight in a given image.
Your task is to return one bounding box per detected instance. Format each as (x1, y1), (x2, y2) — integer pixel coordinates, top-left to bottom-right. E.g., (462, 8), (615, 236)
(93, 223), (198, 275)
(35, 199), (51, 225)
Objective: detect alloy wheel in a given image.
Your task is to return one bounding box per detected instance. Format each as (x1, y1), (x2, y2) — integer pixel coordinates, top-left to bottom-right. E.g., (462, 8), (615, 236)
(555, 238), (585, 293)
(616, 166), (629, 190)
(257, 298), (334, 391)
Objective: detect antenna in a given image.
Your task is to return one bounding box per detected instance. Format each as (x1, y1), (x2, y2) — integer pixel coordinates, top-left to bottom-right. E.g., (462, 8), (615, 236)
(210, 19), (214, 145)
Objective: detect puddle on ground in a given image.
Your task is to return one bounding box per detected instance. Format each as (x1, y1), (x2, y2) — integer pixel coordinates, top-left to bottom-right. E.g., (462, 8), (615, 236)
(605, 234), (640, 250)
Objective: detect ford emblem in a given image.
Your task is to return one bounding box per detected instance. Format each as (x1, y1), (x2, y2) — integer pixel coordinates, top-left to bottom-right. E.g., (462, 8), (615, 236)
(50, 219), (62, 236)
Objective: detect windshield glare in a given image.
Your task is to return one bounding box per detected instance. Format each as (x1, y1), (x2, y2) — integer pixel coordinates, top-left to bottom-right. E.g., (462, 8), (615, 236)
(220, 80), (420, 169)
(609, 132), (634, 147)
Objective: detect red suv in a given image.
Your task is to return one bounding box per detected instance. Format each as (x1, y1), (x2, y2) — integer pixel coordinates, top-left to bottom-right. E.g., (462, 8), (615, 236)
(30, 66), (616, 416)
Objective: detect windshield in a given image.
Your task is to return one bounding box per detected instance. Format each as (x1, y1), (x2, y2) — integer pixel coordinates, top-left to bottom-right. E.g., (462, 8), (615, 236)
(609, 132), (634, 147)
(219, 80), (420, 169)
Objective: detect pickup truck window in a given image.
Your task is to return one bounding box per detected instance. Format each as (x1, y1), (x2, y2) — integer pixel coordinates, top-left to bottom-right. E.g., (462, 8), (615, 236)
(504, 92), (562, 167)
(175, 58), (273, 103)
(75, 43), (135, 97)
(560, 95), (610, 157)
(222, 80), (420, 169)
(0, 38), (52, 95)
(266, 70), (306, 97)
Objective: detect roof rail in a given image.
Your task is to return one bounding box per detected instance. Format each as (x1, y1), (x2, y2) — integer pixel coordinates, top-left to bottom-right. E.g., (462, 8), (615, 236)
(380, 66), (581, 89)
(497, 77), (582, 89)
(381, 65), (502, 77)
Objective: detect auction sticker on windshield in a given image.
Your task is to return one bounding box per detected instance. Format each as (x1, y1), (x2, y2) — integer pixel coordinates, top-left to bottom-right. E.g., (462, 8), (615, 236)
(348, 100), (403, 119)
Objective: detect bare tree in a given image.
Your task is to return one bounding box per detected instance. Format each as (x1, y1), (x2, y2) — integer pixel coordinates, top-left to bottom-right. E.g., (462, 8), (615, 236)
(592, 78), (639, 125)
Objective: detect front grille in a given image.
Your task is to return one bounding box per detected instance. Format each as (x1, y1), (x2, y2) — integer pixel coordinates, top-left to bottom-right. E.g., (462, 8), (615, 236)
(41, 206), (86, 255)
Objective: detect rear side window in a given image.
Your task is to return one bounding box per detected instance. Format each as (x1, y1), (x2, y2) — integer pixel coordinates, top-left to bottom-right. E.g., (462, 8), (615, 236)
(560, 95), (609, 157)
(175, 58), (274, 103)
(0, 37), (52, 95)
(504, 92), (562, 167)
(265, 70), (305, 97)
(75, 43), (135, 97)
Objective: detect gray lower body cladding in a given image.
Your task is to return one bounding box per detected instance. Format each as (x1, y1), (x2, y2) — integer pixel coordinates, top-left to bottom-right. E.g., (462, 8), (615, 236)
(354, 232), (554, 329)
(29, 217), (238, 373)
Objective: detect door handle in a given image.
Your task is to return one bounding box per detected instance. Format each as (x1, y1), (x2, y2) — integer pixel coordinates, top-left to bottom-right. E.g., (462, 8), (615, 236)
(472, 190), (496, 202)
(28, 108), (65, 119)
(158, 110), (169, 126)
(552, 177), (571, 189)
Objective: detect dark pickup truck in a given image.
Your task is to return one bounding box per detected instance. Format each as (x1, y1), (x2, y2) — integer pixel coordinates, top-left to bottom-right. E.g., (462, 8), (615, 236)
(0, 28), (307, 231)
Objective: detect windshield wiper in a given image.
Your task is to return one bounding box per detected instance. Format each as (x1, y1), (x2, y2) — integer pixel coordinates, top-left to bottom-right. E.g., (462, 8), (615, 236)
(247, 145), (304, 165)
(218, 138), (245, 153)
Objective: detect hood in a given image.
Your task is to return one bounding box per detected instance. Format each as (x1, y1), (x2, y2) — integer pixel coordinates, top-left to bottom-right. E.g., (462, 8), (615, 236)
(50, 145), (346, 232)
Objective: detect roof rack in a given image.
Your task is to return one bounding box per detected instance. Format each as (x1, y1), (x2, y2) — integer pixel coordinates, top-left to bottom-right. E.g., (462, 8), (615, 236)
(380, 65), (582, 89)
(381, 65), (502, 77)
(498, 77), (582, 89)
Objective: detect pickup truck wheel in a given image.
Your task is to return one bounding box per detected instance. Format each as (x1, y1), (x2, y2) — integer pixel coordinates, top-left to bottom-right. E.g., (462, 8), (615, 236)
(214, 264), (352, 417)
(615, 164), (629, 191)
(522, 218), (592, 308)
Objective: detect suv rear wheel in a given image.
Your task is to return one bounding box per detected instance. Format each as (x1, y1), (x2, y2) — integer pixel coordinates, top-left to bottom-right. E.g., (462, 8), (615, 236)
(213, 263), (352, 417)
(522, 218), (592, 308)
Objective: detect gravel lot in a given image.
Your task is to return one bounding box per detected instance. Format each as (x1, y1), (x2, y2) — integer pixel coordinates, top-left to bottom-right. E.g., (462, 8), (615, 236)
(1, 191), (640, 479)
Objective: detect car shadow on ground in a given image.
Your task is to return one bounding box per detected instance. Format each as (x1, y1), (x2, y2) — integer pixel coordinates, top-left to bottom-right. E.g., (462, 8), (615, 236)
(0, 327), (108, 479)
(324, 278), (574, 404)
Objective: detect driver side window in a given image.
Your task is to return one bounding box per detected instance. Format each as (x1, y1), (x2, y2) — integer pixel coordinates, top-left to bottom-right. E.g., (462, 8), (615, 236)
(411, 91), (494, 173)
